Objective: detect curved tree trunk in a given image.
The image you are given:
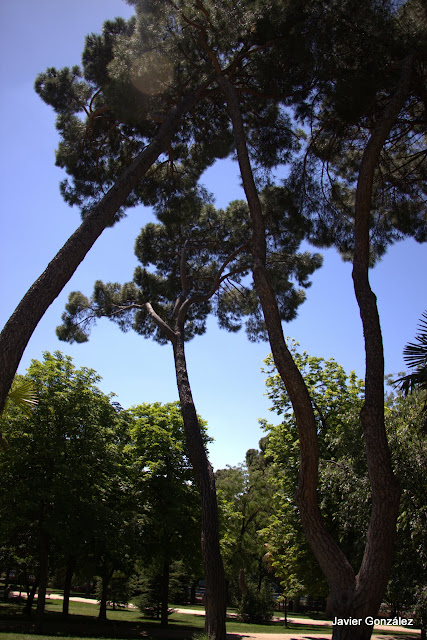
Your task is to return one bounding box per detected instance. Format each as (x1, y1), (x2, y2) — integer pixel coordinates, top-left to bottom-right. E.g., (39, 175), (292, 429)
(23, 576), (39, 616)
(216, 70), (409, 639)
(345, 57), (414, 630)
(173, 331), (227, 640)
(217, 70), (354, 585)
(0, 94), (198, 414)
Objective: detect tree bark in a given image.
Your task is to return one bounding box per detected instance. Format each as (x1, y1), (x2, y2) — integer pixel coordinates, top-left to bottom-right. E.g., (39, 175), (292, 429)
(239, 568), (248, 597)
(0, 93), (198, 414)
(173, 331), (227, 640)
(62, 555), (76, 618)
(346, 56), (413, 628)
(3, 568), (10, 601)
(216, 68), (410, 639)
(216, 70), (355, 591)
(160, 559), (170, 627)
(98, 584), (108, 622)
(35, 528), (49, 633)
(23, 576), (39, 616)
(98, 568), (113, 622)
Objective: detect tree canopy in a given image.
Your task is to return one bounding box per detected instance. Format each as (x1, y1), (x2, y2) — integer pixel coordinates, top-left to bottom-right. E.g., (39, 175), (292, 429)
(0, 2), (425, 638)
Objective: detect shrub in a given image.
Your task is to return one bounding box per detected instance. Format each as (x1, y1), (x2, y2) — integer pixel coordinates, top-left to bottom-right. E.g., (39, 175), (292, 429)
(238, 585), (275, 624)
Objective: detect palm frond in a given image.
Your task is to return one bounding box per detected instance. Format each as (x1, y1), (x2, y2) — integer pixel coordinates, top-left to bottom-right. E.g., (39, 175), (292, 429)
(394, 370), (427, 396)
(3, 380), (38, 417)
(403, 311), (427, 370)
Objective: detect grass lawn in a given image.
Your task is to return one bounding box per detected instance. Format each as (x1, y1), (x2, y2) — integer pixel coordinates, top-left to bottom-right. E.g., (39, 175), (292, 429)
(0, 598), (420, 640)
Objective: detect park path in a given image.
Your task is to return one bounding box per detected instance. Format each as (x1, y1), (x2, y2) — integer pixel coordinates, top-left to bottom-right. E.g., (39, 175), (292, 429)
(10, 593), (420, 639)
(176, 608), (419, 638)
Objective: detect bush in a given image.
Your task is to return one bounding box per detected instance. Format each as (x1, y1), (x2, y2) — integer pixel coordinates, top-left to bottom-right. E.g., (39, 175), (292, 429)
(169, 560), (197, 604)
(135, 572), (162, 618)
(108, 571), (132, 609)
(238, 585), (275, 624)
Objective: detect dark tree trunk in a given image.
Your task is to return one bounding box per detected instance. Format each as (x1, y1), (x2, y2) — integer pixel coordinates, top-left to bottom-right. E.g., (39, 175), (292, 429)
(217, 68), (354, 587)
(98, 586), (108, 622)
(35, 529), (49, 633)
(216, 68), (410, 639)
(62, 556), (76, 618)
(85, 578), (94, 596)
(239, 568), (248, 597)
(98, 567), (114, 622)
(160, 559), (170, 627)
(23, 576), (39, 616)
(0, 93), (198, 415)
(3, 568), (10, 601)
(173, 332), (227, 640)
(345, 58), (413, 628)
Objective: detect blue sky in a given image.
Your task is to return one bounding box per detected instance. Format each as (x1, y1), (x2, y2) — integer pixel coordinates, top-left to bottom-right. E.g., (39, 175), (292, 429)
(1, 1), (426, 470)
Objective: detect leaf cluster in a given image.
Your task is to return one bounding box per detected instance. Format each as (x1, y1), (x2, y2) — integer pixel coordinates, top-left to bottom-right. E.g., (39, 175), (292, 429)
(57, 188), (321, 346)
(287, 0), (427, 260)
(261, 342), (368, 583)
(127, 402), (203, 565)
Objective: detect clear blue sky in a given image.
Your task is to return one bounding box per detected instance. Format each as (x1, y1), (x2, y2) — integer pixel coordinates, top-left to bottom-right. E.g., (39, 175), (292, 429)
(1, 1), (426, 470)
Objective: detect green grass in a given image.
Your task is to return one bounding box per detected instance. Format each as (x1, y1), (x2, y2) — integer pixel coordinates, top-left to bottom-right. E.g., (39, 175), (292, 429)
(0, 598), (421, 640)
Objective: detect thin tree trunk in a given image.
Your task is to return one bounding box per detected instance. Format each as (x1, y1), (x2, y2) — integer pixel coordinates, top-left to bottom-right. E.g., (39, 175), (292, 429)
(23, 576), (39, 616)
(239, 568), (248, 597)
(0, 93), (198, 414)
(173, 332), (227, 640)
(345, 57), (413, 632)
(62, 556), (76, 618)
(35, 529), (49, 633)
(98, 567), (114, 622)
(160, 559), (170, 627)
(3, 568), (10, 601)
(216, 70), (354, 588)
(98, 584), (108, 622)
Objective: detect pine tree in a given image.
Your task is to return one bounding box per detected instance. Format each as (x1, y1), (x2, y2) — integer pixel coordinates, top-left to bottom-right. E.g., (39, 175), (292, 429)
(57, 190), (319, 639)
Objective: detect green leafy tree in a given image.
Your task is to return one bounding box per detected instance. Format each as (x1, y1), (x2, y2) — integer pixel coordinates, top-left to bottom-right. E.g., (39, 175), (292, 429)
(262, 345), (427, 635)
(0, 352), (133, 629)
(216, 445), (275, 606)
(128, 402), (203, 626)
(385, 390), (427, 634)
(260, 344), (366, 605)
(56, 192), (319, 638)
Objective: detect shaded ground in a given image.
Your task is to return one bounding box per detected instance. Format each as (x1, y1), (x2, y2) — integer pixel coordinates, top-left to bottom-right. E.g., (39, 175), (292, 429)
(1, 594), (420, 640)
(176, 607), (420, 639)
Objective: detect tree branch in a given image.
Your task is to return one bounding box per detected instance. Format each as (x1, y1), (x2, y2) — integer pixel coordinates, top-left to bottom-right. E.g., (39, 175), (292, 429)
(145, 302), (177, 344)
